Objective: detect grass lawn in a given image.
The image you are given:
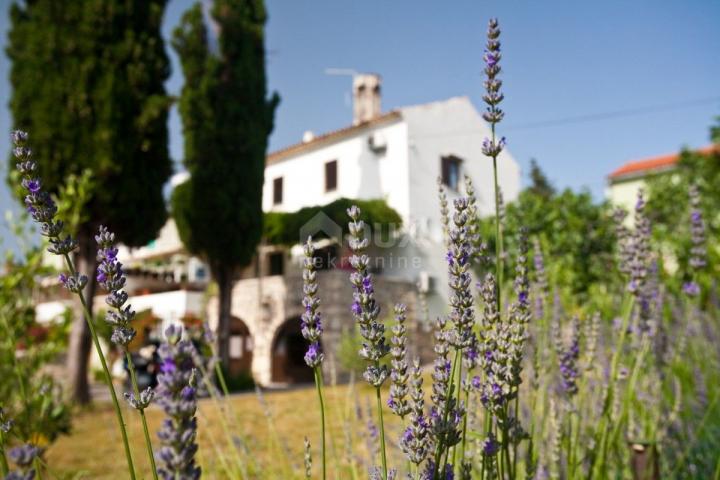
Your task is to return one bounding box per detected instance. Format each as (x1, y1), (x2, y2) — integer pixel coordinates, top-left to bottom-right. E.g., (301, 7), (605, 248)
(45, 379), (408, 479)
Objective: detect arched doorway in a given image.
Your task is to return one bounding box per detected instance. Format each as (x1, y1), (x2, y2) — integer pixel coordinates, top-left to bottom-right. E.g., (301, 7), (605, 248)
(227, 317), (253, 377)
(271, 318), (317, 383)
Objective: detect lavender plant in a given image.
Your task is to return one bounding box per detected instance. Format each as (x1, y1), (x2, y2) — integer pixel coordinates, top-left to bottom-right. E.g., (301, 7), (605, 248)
(301, 237), (328, 479)
(388, 304), (410, 419)
(346, 205), (391, 479)
(95, 225), (159, 479)
(399, 360), (430, 469)
(481, 17), (507, 303)
(6, 15), (720, 480)
(6, 444), (40, 480)
(684, 183), (706, 297)
(156, 325), (201, 480)
(11, 130), (137, 479)
(0, 408), (13, 477)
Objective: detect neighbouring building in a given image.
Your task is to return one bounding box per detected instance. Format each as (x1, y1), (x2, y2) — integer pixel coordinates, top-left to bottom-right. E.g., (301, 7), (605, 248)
(606, 145), (716, 213)
(36, 73), (522, 386)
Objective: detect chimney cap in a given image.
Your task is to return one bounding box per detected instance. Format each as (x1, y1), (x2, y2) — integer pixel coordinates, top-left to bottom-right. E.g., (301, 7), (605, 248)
(302, 130), (315, 143)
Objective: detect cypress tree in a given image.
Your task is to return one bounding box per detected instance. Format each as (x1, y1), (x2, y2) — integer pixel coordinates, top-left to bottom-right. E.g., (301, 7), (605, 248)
(7, 0), (172, 403)
(172, 0), (279, 365)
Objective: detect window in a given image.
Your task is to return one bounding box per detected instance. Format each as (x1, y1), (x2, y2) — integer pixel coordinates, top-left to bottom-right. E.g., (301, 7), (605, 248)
(273, 177), (283, 205)
(441, 155), (462, 190)
(268, 252), (284, 276)
(325, 160), (338, 192)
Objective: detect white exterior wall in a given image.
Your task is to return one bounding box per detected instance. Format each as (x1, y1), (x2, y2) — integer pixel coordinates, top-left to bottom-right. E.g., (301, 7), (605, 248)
(115, 290), (205, 333)
(262, 120), (411, 220)
(396, 97), (521, 310)
(402, 96), (520, 228)
(260, 97), (521, 320)
(606, 178), (645, 216)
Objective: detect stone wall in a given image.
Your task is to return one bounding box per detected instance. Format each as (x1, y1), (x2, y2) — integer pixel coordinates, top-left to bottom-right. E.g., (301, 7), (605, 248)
(208, 268), (435, 385)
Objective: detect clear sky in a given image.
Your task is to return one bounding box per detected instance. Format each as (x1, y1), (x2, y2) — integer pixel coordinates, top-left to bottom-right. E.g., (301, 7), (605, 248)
(1, 0), (719, 252)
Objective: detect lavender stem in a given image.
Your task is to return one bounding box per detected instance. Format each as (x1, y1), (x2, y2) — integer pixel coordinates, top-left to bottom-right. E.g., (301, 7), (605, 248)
(61, 252), (137, 479)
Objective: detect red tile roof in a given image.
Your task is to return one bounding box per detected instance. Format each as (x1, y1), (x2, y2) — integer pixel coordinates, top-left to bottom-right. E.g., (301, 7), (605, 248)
(266, 111), (402, 164)
(609, 145), (717, 181)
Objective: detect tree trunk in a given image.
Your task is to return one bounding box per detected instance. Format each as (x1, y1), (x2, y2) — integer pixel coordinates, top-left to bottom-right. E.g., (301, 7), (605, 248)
(216, 266), (235, 367)
(66, 232), (98, 404)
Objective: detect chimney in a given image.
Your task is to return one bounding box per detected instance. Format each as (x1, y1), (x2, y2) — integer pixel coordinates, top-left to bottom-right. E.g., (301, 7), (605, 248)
(352, 73), (381, 125)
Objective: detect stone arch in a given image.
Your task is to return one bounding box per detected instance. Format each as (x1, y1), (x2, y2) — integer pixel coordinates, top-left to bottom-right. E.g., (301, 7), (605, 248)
(227, 316), (253, 377)
(270, 317), (317, 384)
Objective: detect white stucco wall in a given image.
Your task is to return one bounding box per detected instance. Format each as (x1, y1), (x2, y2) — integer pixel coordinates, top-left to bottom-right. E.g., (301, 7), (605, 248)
(260, 96), (522, 321)
(398, 96), (521, 310)
(262, 119), (410, 220)
(116, 290), (206, 333)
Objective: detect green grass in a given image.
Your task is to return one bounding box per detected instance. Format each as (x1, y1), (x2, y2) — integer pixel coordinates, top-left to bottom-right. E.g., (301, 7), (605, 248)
(44, 381), (404, 480)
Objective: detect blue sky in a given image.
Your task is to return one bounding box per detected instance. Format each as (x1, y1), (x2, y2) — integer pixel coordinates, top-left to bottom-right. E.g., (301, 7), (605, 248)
(1, 0), (719, 252)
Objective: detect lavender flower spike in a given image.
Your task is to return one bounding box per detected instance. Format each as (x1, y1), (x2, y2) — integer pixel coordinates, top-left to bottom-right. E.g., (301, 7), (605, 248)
(303, 437), (312, 479)
(627, 189), (651, 294)
(96, 226), (137, 347)
(6, 444), (41, 480)
(446, 198), (476, 349)
(347, 205), (389, 387)
(400, 359), (430, 465)
(11, 130), (78, 257)
(684, 183), (706, 296)
(301, 237), (325, 367)
(156, 326), (201, 480)
(481, 18), (506, 156)
(12, 129), (81, 269)
(388, 304), (410, 418)
(558, 317), (581, 397)
(532, 237), (548, 320)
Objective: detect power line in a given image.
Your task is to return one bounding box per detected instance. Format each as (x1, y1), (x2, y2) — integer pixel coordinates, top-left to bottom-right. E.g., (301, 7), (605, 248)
(505, 95), (720, 130)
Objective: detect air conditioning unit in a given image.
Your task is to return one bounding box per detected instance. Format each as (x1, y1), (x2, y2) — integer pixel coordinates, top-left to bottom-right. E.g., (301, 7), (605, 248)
(418, 271), (434, 293)
(368, 132), (387, 153)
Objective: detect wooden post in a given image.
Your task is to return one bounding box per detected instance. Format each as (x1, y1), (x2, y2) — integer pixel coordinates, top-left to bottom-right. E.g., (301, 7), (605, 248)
(629, 442), (660, 480)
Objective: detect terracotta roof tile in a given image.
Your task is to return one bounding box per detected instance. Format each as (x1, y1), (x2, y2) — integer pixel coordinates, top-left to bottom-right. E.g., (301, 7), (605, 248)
(609, 145), (717, 180)
(266, 111), (402, 164)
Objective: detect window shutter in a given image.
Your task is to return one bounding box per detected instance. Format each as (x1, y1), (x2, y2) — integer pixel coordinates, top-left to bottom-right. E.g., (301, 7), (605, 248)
(273, 177), (283, 205)
(325, 160), (338, 192)
(441, 156), (450, 186)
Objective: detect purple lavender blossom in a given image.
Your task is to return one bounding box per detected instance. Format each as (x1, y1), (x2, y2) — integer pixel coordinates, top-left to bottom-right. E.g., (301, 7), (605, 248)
(156, 326), (201, 479)
(95, 226), (137, 347)
(683, 281), (700, 297)
(11, 131), (77, 257)
(507, 227), (531, 391)
(688, 184), (706, 270)
(446, 198), (476, 349)
(482, 19), (504, 127)
(429, 318), (463, 452)
(301, 237), (324, 367)
(627, 190), (652, 295)
(482, 432), (500, 456)
(532, 237), (548, 320)
(400, 359), (431, 465)
(477, 273), (513, 412)
(683, 184), (707, 297)
(347, 206), (389, 388)
(558, 317), (581, 397)
(463, 175), (489, 265)
(388, 304), (410, 418)
(6, 444), (40, 480)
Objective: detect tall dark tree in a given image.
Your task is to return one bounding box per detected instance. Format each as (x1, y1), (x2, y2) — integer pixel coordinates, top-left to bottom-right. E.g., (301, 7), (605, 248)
(7, 1), (172, 403)
(528, 158), (555, 200)
(171, 0), (279, 365)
